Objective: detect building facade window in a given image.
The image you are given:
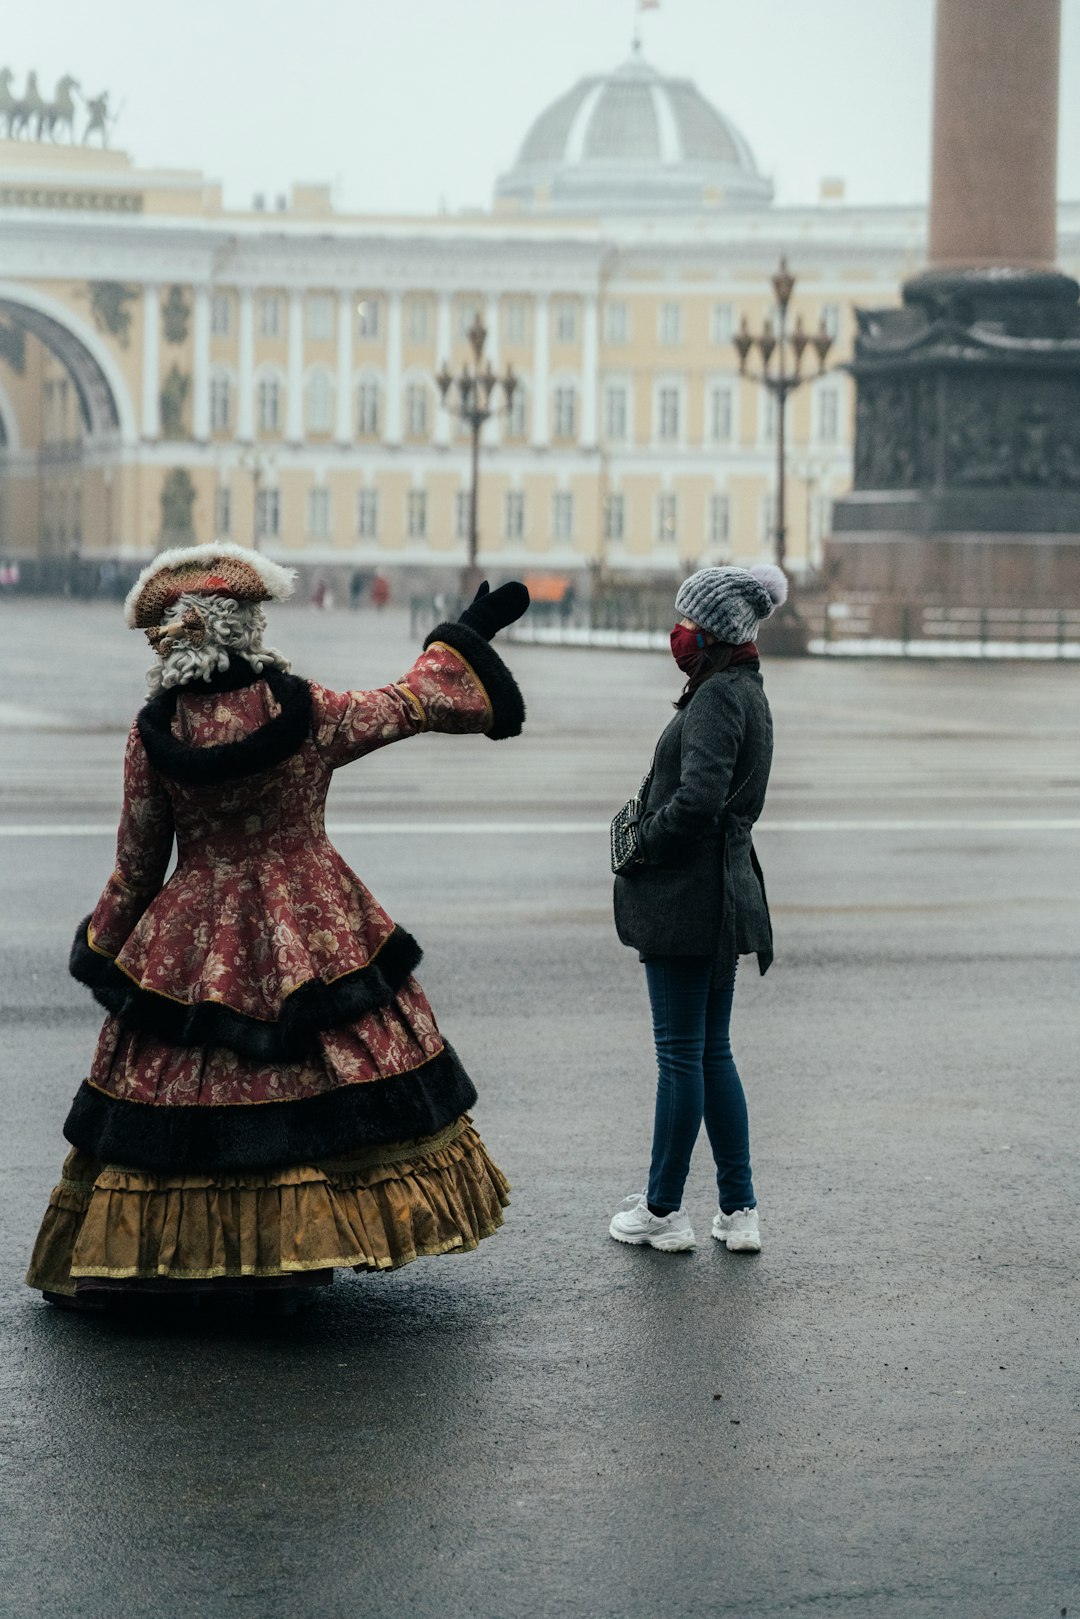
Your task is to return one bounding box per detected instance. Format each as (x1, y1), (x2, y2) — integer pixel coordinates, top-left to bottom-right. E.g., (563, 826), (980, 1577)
(259, 294), (283, 339)
(554, 300), (578, 343)
(306, 294), (333, 341)
(255, 487), (280, 540)
(405, 382), (428, 437)
(657, 492), (678, 544)
(709, 492), (730, 546)
(762, 492), (776, 542)
(407, 300), (431, 343)
(305, 370), (333, 432)
(820, 304), (841, 339)
(210, 293), (232, 337)
(257, 375), (281, 432)
(604, 492), (625, 542)
(506, 381), (527, 439)
(357, 488), (378, 538)
(604, 302), (629, 344)
(210, 373), (231, 431)
(454, 489), (471, 541)
(503, 301), (528, 344)
(711, 303), (734, 345)
(553, 491), (574, 540)
(357, 379), (380, 436)
(308, 486), (331, 539)
(709, 384), (734, 443)
(553, 385), (577, 440)
(604, 384), (628, 441)
(817, 386), (840, 443)
(505, 490), (525, 540)
(763, 391), (778, 441)
(407, 489), (427, 539)
(659, 302), (682, 346)
(657, 385), (681, 442)
(357, 298), (381, 340)
(214, 485), (231, 537)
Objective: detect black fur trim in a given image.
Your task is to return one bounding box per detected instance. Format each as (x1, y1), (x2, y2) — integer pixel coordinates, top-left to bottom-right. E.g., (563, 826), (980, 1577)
(62, 1045), (479, 1173)
(70, 918), (423, 1061)
(136, 666), (312, 785)
(422, 622), (525, 741)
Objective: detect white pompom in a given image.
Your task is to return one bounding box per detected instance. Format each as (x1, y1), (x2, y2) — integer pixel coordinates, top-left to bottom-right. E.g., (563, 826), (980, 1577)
(747, 563), (788, 611)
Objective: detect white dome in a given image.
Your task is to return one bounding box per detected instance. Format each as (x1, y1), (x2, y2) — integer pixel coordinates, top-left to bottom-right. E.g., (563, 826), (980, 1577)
(495, 50), (772, 215)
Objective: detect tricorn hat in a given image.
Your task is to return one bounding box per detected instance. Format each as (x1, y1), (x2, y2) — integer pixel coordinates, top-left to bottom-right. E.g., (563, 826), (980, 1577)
(124, 542), (296, 629)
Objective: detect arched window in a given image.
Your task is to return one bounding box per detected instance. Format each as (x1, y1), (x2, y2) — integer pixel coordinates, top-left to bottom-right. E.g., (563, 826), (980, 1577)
(405, 381), (429, 438)
(305, 369), (333, 433)
(357, 378), (381, 437)
(210, 373), (231, 431)
(257, 375), (281, 433)
(553, 384), (577, 441)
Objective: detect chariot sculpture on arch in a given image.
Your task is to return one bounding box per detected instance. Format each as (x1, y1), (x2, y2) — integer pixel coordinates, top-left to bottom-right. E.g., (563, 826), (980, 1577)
(0, 68), (114, 145)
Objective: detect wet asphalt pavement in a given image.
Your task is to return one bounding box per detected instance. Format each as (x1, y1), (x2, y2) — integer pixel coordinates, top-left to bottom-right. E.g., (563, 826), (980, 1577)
(1, 599), (1078, 1619)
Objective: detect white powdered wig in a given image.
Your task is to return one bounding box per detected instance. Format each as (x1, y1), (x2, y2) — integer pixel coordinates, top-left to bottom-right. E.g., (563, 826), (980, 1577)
(145, 593), (291, 698)
(124, 541), (296, 628)
(746, 564), (788, 611)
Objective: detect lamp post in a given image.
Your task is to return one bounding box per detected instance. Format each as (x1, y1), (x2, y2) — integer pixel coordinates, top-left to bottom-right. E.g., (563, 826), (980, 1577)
(239, 445), (276, 552)
(733, 258), (834, 576)
(437, 311), (517, 592)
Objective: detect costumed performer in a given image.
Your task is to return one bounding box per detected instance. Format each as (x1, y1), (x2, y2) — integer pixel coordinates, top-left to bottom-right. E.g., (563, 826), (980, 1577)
(26, 542), (529, 1309)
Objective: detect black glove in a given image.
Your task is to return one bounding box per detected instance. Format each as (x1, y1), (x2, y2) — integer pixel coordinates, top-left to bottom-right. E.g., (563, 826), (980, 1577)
(457, 580), (530, 642)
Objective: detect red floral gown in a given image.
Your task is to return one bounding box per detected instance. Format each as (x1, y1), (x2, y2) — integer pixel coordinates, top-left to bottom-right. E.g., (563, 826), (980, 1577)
(26, 624), (523, 1298)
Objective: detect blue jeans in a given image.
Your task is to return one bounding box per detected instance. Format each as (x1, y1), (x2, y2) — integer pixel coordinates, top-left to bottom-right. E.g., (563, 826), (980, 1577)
(644, 957), (755, 1215)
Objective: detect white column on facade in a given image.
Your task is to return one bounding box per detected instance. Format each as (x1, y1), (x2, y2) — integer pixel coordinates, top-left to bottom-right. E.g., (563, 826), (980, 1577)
(434, 292), (452, 447)
(237, 288), (255, 440)
(141, 283), (160, 439)
(286, 290), (304, 443)
(192, 284), (211, 441)
(531, 293), (550, 448)
(385, 290), (403, 446)
(335, 290), (353, 444)
(484, 294), (502, 447)
(581, 293), (599, 448)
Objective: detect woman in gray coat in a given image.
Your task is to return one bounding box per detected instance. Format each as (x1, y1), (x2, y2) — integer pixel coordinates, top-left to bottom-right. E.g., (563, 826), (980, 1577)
(609, 564), (785, 1255)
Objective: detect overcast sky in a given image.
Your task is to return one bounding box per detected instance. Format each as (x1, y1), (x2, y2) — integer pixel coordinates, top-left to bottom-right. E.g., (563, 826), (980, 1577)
(6, 0), (1080, 216)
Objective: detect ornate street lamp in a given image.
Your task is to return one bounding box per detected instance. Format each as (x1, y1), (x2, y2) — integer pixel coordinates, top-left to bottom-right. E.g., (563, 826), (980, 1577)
(437, 312), (517, 590)
(733, 257), (834, 575)
(239, 445), (276, 552)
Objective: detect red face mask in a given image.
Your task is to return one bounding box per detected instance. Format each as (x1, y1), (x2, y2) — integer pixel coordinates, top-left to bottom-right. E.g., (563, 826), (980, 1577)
(670, 623), (706, 673)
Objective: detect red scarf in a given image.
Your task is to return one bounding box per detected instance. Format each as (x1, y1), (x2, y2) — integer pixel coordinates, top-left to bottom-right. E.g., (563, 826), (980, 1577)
(729, 641), (759, 665)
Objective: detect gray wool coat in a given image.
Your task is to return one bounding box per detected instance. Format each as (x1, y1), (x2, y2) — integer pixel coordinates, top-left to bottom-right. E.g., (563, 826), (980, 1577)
(613, 663), (774, 975)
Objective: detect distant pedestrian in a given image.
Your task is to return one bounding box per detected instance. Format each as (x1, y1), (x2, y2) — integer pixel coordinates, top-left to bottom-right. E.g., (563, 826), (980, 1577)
(608, 564), (786, 1255)
(371, 573), (390, 611)
(349, 569), (369, 610)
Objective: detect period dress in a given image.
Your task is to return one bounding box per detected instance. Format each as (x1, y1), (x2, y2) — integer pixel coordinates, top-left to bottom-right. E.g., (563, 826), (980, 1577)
(26, 622), (524, 1298)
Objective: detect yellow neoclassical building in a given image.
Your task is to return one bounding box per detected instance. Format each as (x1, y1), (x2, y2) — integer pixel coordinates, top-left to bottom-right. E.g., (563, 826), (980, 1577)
(3, 48), (1076, 590)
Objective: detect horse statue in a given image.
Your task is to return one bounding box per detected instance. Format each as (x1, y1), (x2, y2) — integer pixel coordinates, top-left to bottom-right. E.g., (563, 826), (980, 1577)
(82, 90), (111, 148)
(0, 69), (16, 138)
(9, 70), (45, 139)
(40, 75), (80, 142)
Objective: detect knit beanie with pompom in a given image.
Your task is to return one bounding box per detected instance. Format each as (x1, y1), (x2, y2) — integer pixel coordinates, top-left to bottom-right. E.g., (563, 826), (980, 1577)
(674, 564), (788, 646)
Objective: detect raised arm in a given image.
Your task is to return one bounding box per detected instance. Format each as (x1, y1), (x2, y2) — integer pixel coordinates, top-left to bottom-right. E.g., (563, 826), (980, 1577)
(312, 581), (529, 770)
(72, 721), (175, 971)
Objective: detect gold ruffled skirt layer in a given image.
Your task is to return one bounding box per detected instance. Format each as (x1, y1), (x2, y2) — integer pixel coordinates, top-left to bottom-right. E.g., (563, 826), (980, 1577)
(26, 1115), (509, 1297)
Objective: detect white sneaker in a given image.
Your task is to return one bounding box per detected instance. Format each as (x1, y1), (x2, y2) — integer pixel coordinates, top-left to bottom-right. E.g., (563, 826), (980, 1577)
(609, 1192), (696, 1252)
(711, 1207), (761, 1252)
